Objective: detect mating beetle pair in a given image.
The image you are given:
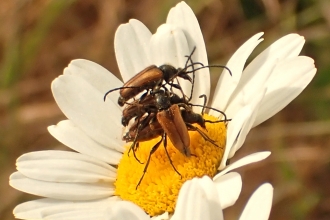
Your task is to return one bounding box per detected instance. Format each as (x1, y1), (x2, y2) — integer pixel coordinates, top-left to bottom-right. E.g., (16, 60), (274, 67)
(104, 48), (231, 188)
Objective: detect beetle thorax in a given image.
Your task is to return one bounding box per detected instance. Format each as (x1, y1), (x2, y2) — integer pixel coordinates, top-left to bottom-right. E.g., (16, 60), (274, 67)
(159, 64), (178, 83)
(155, 92), (171, 110)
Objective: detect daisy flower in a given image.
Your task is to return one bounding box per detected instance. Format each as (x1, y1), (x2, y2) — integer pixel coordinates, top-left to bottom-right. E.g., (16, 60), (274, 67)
(9, 1), (316, 219)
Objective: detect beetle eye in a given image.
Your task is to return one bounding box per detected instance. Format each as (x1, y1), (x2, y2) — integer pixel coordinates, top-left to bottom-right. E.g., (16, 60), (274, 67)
(118, 97), (125, 106)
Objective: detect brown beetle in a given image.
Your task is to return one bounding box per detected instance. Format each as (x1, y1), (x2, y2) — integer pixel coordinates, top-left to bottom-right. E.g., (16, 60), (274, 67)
(104, 63), (195, 106)
(104, 46), (233, 107)
(104, 63), (232, 106)
(104, 48), (198, 106)
(104, 48), (233, 105)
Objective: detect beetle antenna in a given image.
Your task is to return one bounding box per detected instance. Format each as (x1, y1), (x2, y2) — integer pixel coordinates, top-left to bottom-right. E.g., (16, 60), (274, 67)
(198, 94), (208, 114)
(188, 103), (228, 122)
(173, 77), (187, 100)
(170, 62), (204, 83)
(184, 46), (196, 68)
(186, 54), (196, 102)
(182, 46), (203, 102)
(186, 65), (232, 76)
(104, 86), (141, 101)
(182, 62), (205, 71)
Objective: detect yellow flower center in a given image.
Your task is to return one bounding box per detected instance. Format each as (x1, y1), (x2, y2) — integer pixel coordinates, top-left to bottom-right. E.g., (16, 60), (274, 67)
(115, 114), (227, 216)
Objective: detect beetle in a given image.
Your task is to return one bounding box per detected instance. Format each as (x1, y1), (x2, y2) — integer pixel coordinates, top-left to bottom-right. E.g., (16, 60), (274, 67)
(104, 47), (198, 106)
(103, 47), (232, 106)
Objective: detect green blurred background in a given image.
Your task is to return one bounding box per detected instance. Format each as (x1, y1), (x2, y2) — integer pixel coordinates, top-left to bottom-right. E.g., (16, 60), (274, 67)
(0, 0), (329, 219)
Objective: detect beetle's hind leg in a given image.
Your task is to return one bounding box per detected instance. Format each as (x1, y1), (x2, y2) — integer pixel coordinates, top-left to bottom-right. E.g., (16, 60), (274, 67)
(128, 116), (151, 164)
(128, 133), (143, 164)
(136, 134), (163, 189)
(185, 123), (219, 148)
(163, 133), (182, 178)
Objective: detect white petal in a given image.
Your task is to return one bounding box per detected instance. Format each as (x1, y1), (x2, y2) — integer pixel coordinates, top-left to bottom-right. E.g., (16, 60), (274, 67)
(225, 34), (305, 118)
(239, 183), (273, 220)
(66, 59), (122, 94)
(14, 197), (121, 220)
(172, 176), (223, 220)
(219, 109), (251, 169)
(16, 150), (116, 182)
(106, 201), (150, 220)
(217, 152), (271, 176)
(149, 24), (195, 103)
(63, 59), (123, 112)
(211, 32), (264, 116)
(52, 69), (124, 152)
(229, 89), (266, 153)
(45, 211), (107, 220)
(253, 56), (316, 126)
(167, 2), (208, 66)
(152, 212), (169, 220)
(115, 19), (153, 81)
(48, 120), (123, 163)
(10, 172), (114, 200)
(239, 34), (305, 90)
(167, 1), (210, 103)
(219, 90), (265, 169)
(213, 172), (242, 209)
(64, 59), (123, 113)
(150, 24), (189, 68)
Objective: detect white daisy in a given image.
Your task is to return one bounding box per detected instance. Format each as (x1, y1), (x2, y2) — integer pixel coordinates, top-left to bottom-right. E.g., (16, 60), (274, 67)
(9, 1), (316, 219)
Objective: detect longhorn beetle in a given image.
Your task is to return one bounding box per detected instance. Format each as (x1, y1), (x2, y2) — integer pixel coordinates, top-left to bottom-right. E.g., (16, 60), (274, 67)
(104, 47), (232, 106)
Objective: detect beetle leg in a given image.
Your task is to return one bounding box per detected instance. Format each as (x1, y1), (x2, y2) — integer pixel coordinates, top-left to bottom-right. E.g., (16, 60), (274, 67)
(185, 123), (219, 148)
(127, 116), (142, 156)
(163, 134), (182, 179)
(134, 142), (140, 152)
(128, 115), (152, 164)
(128, 132), (143, 164)
(177, 102), (192, 111)
(136, 134), (164, 189)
